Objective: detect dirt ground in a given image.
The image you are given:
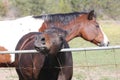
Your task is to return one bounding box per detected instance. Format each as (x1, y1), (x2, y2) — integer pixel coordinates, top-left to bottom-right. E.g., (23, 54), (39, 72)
(0, 68), (18, 80)
(0, 67), (120, 80)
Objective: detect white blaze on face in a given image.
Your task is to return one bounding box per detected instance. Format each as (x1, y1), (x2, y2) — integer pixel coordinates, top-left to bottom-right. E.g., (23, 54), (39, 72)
(0, 16), (44, 63)
(100, 26), (109, 46)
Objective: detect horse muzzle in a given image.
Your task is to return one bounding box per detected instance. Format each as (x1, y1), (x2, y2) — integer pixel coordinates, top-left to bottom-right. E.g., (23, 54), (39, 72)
(98, 41), (110, 47)
(34, 45), (49, 55)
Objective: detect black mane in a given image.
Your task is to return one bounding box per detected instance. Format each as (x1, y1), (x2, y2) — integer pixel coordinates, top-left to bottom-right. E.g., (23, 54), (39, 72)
(44, 27), (68, 38)
(33, 12), (88, 25)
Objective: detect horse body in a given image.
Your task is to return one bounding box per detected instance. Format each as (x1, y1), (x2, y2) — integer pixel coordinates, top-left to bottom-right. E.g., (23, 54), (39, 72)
(15, 27), (73, 80)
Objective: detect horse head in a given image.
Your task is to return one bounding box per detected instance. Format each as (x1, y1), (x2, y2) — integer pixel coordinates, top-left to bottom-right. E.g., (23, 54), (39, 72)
(82, 10), (109, 46)
(67, 10), (110, 46)
(34, 27), (66, 55)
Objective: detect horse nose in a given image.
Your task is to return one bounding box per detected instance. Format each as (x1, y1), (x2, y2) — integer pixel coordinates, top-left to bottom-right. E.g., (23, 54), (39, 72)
(107, 42), (110, 46)
(99, 41), (110, 47)
(34, 35), (47, 53)
(103, 39), (110, 47)
(34, 35), (46, 48)
(101, 32), (110, 47)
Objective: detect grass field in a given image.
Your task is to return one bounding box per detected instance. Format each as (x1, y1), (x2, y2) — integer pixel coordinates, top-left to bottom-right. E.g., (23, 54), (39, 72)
(0, 21), (120, 80)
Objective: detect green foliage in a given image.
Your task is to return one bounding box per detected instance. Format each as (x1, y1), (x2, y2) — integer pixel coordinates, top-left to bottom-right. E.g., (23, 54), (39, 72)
(0, 0), (120, 20)
(11, 0), (45, 16)
(0, 1), (7, 17)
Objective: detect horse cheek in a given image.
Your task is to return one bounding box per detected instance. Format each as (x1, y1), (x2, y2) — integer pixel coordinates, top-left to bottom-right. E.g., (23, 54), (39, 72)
(81, 28), (94, 41)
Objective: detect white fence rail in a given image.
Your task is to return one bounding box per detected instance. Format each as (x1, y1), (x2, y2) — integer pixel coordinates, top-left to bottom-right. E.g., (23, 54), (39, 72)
(0, 45), (120, 54)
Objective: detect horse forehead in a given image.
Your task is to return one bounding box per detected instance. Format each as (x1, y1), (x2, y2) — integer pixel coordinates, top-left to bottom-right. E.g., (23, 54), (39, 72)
(80, 18), (97, 27)
(44, 32), (57, 38)
(78, 13), (87, 19)
(42, 32), (59, 42)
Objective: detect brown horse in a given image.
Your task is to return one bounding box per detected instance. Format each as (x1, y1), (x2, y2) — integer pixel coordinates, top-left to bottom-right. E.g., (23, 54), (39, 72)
(0, 10), (109, 67)
(35, 10), (109, 46)
(15, 27), (73, 80)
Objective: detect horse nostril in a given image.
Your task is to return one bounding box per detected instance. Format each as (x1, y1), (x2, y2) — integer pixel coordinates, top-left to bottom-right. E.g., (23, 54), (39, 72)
(42, 42), (45, 45)
(41, 37), (45, 45)
(34, 46), (40, 51)
(41, 37), (45, 41)
(107, 42), (110, 46)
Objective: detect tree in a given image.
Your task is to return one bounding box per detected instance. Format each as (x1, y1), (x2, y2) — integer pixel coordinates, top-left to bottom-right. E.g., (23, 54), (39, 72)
(0, 0), (8, 18)
(0, 0), (120, 20)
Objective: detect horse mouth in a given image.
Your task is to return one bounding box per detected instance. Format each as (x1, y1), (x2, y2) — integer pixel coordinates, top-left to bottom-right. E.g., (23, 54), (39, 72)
(34, 46), (49, 55)
(97, 42), (110, 47)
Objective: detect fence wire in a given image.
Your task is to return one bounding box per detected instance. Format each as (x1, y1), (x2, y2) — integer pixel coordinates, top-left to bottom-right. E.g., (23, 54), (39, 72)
(72, 48), (120, 80)
(0, 45), (120, 54)
(0, 46), (120, 80)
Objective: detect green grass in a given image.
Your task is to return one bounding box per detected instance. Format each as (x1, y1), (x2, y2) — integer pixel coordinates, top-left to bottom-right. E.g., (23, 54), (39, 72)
(69, 21), (120, 80)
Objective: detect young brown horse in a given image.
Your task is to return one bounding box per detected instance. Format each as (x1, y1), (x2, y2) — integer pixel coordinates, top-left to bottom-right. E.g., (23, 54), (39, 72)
(15, 27), (73, 80)
(35, 10), (109, 46)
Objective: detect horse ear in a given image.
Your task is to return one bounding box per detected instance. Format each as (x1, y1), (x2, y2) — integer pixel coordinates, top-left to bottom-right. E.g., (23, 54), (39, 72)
(88, 10), (95, 20)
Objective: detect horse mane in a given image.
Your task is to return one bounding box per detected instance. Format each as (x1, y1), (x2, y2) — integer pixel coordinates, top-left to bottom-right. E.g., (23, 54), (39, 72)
(44, 27), (68, 38)
(33, 12), (88, 25)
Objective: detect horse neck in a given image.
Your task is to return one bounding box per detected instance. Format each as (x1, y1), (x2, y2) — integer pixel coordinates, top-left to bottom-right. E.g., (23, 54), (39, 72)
(62, 21), (82, 42)
(41, 21), (82, 42)
(45, 27), (67, 39)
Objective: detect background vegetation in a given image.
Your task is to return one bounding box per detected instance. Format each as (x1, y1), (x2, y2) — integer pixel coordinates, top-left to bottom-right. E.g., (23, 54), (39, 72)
(0, 0), (120, 20)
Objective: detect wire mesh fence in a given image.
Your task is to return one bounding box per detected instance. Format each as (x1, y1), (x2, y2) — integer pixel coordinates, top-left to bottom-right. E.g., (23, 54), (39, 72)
(0, 46), (120, 80)
(72, 48), (120, 80)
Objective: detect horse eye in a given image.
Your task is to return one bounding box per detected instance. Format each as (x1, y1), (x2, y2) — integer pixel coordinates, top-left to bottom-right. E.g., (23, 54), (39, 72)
(96, 25), (99, 28)
(41, 37), (45, 41)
